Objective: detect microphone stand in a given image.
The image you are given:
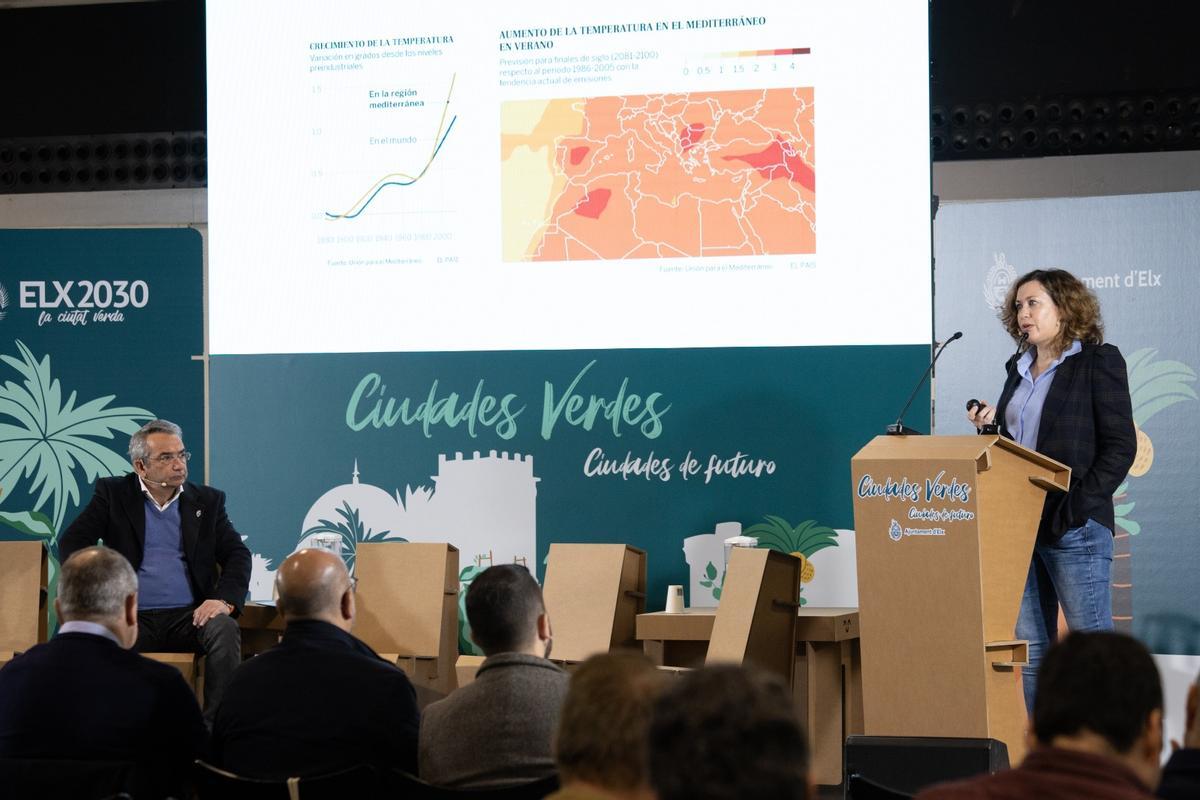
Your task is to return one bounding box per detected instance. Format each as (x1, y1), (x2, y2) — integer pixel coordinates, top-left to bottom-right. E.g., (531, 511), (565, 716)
(886, 332), (962, 436)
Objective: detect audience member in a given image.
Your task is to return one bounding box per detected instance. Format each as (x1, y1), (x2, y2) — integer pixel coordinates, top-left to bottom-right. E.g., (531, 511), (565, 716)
(59, 419), (252, 725)
(209, 548), (419, 778)
(547, 650), (668, 800)
(420, 564), (568, 788)
(1158, 667), (1200, 799)
(917, 631), (1163, 799)
(647, 664), (811, 800)
(0, 546), (205, 795)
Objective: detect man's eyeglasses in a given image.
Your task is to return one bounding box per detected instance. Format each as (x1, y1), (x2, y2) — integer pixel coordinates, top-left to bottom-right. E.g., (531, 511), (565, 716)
(147, 451), (191, 465)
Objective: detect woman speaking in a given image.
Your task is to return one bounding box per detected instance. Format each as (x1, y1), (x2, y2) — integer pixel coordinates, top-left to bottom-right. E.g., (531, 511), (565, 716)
(968, 269), (1136, 712)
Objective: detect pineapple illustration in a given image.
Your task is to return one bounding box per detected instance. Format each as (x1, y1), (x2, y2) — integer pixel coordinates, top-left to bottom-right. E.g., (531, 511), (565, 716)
(1109, 348), (1197, 632)
(743, 516), (839, 606)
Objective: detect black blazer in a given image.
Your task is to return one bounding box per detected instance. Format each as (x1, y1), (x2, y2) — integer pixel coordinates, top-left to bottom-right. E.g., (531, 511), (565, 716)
(58, 473), (252, 613)
(0, 631), (205, 792)
(996, 343), (1136, 541)
(209, 619), (420, 779)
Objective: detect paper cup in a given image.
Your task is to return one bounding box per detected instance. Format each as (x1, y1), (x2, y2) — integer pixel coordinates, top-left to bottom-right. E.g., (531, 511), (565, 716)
(665, 584), (685, 613)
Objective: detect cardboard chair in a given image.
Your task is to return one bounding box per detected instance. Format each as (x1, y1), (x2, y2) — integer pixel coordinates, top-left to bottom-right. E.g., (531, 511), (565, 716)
(0, 541), (48, 655)
(354, 542), (459, 695)
(851, 434), (1069, 765)
(542, 543), (647, 665)
(705, 547), (802, 685)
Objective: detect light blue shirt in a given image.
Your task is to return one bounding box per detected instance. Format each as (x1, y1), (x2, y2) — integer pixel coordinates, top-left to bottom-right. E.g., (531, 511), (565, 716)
(1004, 340), (1083, 449)
(58, 620), (123, 647)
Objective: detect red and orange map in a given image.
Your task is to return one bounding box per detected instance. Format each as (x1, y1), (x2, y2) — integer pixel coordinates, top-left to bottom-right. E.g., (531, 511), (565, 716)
(501, 87), (815, 261)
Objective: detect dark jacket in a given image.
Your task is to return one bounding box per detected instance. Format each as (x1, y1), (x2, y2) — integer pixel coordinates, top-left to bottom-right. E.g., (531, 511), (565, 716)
(1158, 748), (1200, 800)
(59, 473), (252, 613)
(209, 619), (420, 779)
(996, 343), (1136, 541)
(0, 631), (205, 793)
(419, 652), (569, 788)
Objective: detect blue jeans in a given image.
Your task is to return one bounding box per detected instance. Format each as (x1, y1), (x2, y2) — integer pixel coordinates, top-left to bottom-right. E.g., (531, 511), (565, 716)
(1015, 518), (1114, 713)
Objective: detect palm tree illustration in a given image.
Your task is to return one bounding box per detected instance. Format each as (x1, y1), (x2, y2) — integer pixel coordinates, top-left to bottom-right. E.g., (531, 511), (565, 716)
(1110, 348), (1197, 632)
(0, 340), (155, 628)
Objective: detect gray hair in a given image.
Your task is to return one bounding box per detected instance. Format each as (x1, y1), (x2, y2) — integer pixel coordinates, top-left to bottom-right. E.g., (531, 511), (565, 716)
(58, 546), (138, 621)
(129, 419), (183, 462)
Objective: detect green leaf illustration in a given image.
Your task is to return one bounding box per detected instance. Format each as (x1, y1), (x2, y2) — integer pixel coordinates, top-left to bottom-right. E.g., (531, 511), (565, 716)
(456, 563), (486, 655)
(0, 340), (154, 532)
(744, 516), (840, 558)
(0, 509), (56, 538)
(704, 560), (718, 580)
(1115, 517), (1141, 536)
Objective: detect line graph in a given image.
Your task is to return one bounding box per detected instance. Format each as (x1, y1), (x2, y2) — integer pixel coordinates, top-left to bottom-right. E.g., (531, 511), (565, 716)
(324, 74), (458, 221)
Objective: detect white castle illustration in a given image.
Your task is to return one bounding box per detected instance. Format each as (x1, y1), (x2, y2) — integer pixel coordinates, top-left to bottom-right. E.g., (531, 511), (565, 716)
(248, 451), (540, 601)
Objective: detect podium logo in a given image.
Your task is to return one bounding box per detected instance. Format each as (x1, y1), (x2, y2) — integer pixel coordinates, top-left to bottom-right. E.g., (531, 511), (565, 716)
(888, 519), (902, 542)
(0, 282), (9, 321)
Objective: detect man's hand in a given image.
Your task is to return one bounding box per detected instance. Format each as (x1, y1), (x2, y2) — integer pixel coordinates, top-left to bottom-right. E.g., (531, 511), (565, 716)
(193, 598), (233, 627)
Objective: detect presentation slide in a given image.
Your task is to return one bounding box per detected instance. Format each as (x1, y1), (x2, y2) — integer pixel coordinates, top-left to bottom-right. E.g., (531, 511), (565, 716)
(207, 0), (931, 354)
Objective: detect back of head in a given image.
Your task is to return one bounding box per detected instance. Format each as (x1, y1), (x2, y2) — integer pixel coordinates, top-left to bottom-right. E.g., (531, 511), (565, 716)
(648, 664), (809, 800)
(1033, 631), (1162, 753)
(465, 564), (544, 655)
(274, 548), (352, 623)
(58, 546), (137, 623)
(555, 650), (668, 792)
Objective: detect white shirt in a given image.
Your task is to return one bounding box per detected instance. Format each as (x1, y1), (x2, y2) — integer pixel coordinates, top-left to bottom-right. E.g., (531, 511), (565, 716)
(58, 619), (124, 647)
(137, 475), (184, 512)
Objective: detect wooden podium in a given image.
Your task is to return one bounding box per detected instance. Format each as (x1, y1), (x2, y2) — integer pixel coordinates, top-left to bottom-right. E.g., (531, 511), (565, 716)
(850, 435), (1069, 764)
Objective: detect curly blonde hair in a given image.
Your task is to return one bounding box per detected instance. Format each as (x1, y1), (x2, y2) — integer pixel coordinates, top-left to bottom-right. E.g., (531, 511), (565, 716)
(1000, 269), (1104, 354)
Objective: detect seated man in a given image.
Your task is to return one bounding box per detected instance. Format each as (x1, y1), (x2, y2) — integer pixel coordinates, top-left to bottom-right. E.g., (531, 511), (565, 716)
(0, 547), (205, 795)
(209, 548), (420, 778)
(548, 650), (668, 800)
(647, 663), (812, 800)
(917, 631), (1163, 799)
(59, 419), (251, 725)
(420, 564), (568, 788)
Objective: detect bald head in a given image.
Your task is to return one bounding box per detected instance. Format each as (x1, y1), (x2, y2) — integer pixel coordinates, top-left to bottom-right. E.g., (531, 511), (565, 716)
(275, 549), (355, 629)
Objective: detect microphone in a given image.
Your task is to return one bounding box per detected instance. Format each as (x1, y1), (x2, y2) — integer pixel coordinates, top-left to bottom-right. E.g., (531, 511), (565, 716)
(1006, 332), (1029, 372)
(886, 331), (963, 436)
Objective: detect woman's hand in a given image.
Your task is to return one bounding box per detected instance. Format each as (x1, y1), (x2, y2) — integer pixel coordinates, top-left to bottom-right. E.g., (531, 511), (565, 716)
(967, 400), (997, 430)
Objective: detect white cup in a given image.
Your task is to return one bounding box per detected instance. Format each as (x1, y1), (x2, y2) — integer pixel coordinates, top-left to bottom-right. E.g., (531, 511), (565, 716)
(665, 584), (685, 613)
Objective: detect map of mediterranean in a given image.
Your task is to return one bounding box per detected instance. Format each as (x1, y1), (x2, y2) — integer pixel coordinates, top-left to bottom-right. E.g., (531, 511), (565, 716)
(501, 87), (816, 262)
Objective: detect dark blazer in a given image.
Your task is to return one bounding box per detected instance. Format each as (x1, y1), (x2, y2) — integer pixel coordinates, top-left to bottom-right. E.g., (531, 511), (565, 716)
(1158, 748), (1200, 800)
(996, 343), (1136, 541)
(0, 631), (205, 790)
(209, 619), (420, 779)
(59, 473), (252, 613)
